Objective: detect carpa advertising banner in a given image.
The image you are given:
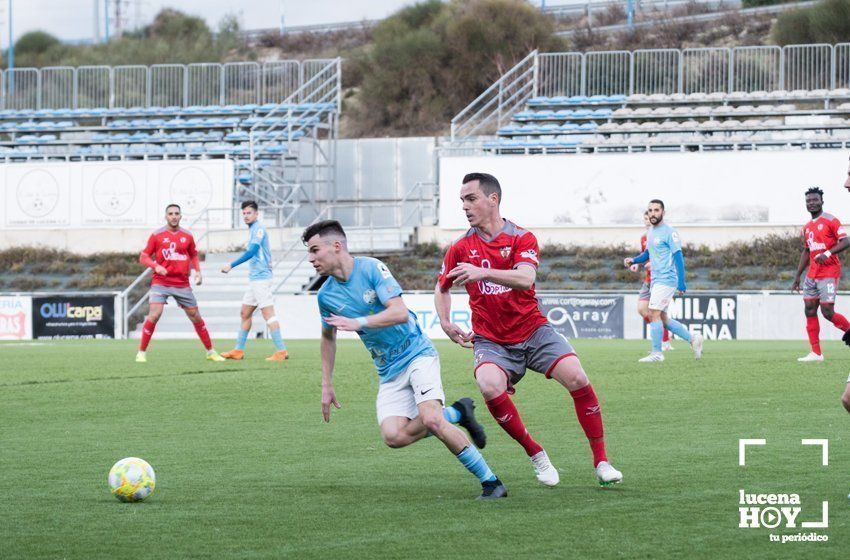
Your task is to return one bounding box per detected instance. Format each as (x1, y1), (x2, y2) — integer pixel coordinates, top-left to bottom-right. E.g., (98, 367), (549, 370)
(32, 296), (115, 339)
(538, 295), (624, 339)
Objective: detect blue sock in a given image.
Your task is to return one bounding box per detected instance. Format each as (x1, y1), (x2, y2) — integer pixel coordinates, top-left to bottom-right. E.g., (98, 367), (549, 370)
(456, 446), (497, 483)
(235, 329), (249, 351)
(650, 320), (663, 353)
(443, 406), (461, 424)
(665, 319), (692, 342)
(271, 329), (286, 351)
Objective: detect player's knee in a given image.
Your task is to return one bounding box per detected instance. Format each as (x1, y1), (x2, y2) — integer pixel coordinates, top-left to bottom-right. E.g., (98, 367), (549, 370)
(381, 431), (408, 449)
(147, 312), (161, 323)
(476, 374), (505, 399)
(420, 414), (444, 436)
(821, 307), (835, 320)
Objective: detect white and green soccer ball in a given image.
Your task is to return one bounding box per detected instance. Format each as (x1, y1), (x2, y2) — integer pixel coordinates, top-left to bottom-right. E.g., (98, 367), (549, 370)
(108, 457), (156, 502)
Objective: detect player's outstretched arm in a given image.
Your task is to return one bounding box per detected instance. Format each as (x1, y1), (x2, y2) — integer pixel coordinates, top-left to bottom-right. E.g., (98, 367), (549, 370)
(435, 282), (474, 348)
(222, 243), (259, 273)
(320, 326), (341, 422)
(626, 249), (649, 267)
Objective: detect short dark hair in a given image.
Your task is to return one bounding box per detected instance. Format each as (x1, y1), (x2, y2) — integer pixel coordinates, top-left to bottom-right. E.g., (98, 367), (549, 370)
(463, 172), (502, 203)
(805, 187), (824, 198)
(241, 200), (258, 211)
(302, 220), (347, 244)
(165, 203), (181, 212)
(649, 199), (665, 210)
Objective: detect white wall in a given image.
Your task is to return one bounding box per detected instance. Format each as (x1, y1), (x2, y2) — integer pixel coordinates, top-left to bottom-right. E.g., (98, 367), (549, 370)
(2, 160), (234, 231)
(439, 150), (850, 230)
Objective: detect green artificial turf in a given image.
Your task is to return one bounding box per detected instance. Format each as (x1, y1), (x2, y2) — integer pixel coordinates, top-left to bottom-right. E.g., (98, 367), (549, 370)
(1, 339), (848, 559)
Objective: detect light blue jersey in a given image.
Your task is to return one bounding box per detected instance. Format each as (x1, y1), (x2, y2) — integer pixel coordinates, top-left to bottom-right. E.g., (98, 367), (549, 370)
(318, 257), (437, 383)
(248, 221), (272, 281)
(647, 222), (682, 288)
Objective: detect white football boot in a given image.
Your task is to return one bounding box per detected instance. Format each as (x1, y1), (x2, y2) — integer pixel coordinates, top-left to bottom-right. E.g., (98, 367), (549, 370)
(638, 352), (664, 363)
(691, 333), (704, 360)
(530, 450), (560, 487)
(595, 461), (623, 487)
(797, 352), (824, 362)
(135, 351), (147, 363)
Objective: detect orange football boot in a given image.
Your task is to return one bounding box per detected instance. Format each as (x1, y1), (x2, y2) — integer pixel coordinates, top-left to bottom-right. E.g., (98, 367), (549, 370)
(265, 350), (289, 362)
(220, 349), (244, 360)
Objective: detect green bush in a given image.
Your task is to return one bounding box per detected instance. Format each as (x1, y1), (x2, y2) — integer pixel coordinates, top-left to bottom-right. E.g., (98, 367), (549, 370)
(773, 0), (850, 45)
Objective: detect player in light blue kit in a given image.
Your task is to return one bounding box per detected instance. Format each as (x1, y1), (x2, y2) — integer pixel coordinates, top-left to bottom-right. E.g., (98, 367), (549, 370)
(220, 201), (288, 362)
(304, 220), (506, 500)
(624, 199), (704, 363)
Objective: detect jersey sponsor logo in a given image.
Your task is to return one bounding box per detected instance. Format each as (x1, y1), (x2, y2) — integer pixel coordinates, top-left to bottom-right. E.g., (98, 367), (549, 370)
(520, 249), (538, 263)
(161, 241), (189, 262)
(477, 258), (512, 295)
(500, 246), (511, 259)
(377, 262), (392, 279)
(363, 289), (377, 304)
(806, 231), (828, 252)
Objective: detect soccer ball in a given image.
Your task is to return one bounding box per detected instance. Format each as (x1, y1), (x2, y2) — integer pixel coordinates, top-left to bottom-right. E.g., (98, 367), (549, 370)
(108, 457), (156, 502)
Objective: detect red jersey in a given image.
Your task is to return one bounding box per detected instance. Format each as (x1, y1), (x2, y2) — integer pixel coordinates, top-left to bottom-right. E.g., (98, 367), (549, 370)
(438, 220), (548, 345)
(802, 213), (846, 279)
(141, 227), (198, 288)
(640, 233), (651, 284)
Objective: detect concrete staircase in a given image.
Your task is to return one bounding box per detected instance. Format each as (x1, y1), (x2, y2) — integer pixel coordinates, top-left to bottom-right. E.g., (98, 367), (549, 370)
(129, 226), (415, 340)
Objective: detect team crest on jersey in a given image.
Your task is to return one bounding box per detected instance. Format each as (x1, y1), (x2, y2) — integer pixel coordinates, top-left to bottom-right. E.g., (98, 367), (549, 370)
(469, 249), (479, 259)
(180, 237), (186, 243)
(818, 224), (824, 231)
(500, 246), (511, 259)
(363, 289), (377, 304)
(377, 263), (392, 279)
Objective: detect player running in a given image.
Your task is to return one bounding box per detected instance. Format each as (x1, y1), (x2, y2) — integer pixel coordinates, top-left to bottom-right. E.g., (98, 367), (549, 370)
(624, 199), (703, 363)
(305, 220), (506, 500)
(791, 187), (850, 362)
(435, 172), (622, 488)
(633, 210), (672, 351)
(136, 204), (224, 363)
(220, 201), (288, 362)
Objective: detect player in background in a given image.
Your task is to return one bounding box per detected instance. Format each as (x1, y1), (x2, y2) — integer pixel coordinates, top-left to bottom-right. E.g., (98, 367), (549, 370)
(136, 204), (224, 363)
(632, 210), (672, 350)
(436, 172), (622, 487)
(624, 199), (703, 363)
(220, 201), (288, 362)
(305, 220), (505, 500)
(791, 187), (850, 362)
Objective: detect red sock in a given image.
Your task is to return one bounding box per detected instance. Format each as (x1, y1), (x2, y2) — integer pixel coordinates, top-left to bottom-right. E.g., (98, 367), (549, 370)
(806, 316), (821, 355)
(140, 319), (156, 351)
(569, 384), (608, 467)
(830, 312), (850, 332)
(485, 391), (543, 457)
(193, 319), (213, 350)
(662, 327), (670, 342)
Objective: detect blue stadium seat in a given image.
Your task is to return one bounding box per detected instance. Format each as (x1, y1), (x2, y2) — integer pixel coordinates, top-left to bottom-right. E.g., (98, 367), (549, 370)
(578, 122), (599, 131)
(559, 123), (580, 132)
(567, 95), (588, 104)
(606, 94), (627, 103)
(591, 108), (613, 118)
(532, 110), (555, 120)
(527, 97), (550, 106)
(537, 123), (560, 134)
(17, 135), (39, 143)
(225, 131), (249, 141)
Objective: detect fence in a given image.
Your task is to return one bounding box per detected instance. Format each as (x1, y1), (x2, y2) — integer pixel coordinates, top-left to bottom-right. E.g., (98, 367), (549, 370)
(0, 60), (333, 110)
(537, 43), (850, 98)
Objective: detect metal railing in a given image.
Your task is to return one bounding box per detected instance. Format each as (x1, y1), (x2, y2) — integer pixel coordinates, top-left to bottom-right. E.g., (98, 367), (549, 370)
(0, 59), (334, 110)
(450, 50), (538, 141)
(451, 42), (850, 141)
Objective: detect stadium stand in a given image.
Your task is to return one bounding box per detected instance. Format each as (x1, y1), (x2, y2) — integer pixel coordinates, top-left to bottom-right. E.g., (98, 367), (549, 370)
(449, 44), (850, 154)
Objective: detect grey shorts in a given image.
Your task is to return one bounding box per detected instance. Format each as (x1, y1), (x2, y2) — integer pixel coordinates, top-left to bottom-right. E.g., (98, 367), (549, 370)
(473, 324), (576, 392)
(149, 285), (198, 308)
(803, 277), (838, 304)
(638, 281), (651, 301)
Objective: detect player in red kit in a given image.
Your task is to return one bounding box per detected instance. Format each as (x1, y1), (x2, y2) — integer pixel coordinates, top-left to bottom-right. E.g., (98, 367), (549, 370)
(791, 187), (850, 362)
(435, 172), (623, 487)
(136, 204), (225, 363)
(633, 210), (671, 350)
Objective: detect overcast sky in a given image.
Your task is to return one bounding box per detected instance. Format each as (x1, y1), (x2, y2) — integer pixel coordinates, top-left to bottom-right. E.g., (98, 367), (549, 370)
(2, 1), (571, 46)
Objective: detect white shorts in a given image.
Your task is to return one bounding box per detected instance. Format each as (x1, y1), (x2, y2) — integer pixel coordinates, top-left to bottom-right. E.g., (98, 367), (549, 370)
(375, 355), (445, 424)
(648, 283), (677, 312)
(242, 279), (275, 309)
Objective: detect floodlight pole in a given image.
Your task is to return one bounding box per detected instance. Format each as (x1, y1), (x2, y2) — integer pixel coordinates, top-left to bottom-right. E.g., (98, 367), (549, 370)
(627, 0), (634, 27)
(104, 0), (110, 42)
